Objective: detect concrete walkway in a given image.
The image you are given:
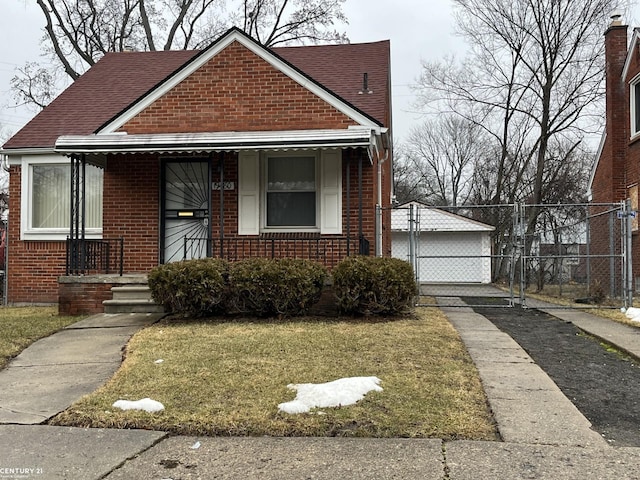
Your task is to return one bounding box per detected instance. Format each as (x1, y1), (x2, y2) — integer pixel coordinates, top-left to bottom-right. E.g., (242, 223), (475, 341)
(441, 298), (607, 447)
(0, 313), (163, 424)
(1, 306), (640, 479)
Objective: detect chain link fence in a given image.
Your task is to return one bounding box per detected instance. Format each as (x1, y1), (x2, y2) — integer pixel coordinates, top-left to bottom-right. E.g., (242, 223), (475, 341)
(387, 202), (631, 309)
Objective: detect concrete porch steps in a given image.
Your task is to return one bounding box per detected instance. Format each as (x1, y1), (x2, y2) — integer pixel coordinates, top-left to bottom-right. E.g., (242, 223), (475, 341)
(103, 285), (164, 314)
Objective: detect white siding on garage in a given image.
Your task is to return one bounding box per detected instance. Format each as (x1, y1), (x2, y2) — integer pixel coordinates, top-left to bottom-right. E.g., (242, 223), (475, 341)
(416, 231), (489, 283)
(391, 204), (494, 284)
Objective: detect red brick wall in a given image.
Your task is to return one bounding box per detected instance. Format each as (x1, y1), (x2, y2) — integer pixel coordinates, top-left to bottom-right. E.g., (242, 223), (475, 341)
(592, 24), (628, 205)
(120, 41), (358, 134)
(593, 24), (640, 290)
(209, 148), (378, 264)
(103, 153), (160, 271)
(6, 166), (66, 304)
(58, 282), (112, 315)
(343, 149), (376, 247)
(210, 152), (239, 238)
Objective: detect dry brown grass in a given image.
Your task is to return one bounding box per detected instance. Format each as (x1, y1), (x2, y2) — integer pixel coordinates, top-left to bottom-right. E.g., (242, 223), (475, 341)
(0, 306), (82, 369)
(51, 308), (497, 440)
(520, 288), (639, 328)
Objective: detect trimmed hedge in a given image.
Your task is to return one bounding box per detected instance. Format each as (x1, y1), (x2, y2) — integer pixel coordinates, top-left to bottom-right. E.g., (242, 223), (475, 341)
(227, 258), (327, 317)
(148, 258), (229, 317)
(148, 257), (327, 318)
(333, 256), (417, 316)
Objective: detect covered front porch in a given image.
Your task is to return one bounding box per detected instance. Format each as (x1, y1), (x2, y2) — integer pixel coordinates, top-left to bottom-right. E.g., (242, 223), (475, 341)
(57, 127), (385, 313)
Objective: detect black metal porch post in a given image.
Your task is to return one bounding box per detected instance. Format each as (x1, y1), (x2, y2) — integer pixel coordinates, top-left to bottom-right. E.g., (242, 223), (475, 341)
(358, 149), (364, 253)
(346, 153), (351, 256)
(81, 154), (86, 272)
(69, 154), (88, 273)
(207, 152), (213, 258)
(219, 152), (225, 258)
(69, 155), (76, 274)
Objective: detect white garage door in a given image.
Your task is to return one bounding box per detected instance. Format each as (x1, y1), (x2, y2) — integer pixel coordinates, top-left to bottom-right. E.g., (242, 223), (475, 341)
(392, 231), (489, 283)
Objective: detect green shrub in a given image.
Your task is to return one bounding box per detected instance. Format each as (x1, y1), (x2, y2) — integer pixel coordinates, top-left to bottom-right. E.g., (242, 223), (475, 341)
(333, 256), (417, 316)
(227, 258), (327, 317)
(148, 258), (229, 317)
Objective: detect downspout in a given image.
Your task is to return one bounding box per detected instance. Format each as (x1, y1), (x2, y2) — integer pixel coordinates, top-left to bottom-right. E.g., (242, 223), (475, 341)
(376, 146), (389, 257)
(370, 135), (390, 257)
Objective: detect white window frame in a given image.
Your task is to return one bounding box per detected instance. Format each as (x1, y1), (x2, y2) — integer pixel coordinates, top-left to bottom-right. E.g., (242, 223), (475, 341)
(261, 151), (320, 233)
(20, 154), (103, 241)
(631, 75), (640, 139)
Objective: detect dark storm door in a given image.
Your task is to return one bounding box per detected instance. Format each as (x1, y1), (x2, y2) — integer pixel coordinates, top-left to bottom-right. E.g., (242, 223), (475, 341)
(161, 159), (212, 263)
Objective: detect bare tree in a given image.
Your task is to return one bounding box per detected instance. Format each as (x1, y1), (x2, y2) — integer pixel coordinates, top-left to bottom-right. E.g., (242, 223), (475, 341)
(417, 0), (617, 207)
(413, 0), (619, 282)
(12, 0), (348, 108)
(396, 115), (488, 206)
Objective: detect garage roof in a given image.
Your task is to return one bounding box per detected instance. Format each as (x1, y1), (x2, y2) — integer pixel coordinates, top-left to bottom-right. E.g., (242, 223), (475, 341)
(391, 205), (495, 232)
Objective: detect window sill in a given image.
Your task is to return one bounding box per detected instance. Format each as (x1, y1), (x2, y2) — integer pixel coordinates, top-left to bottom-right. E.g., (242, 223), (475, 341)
(630, 132), (640, 145)
(260, 228), (320, 235)
(21, 230), (103, 242)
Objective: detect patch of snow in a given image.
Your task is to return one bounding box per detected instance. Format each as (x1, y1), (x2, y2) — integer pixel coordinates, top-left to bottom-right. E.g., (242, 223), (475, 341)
(624, 307), (640, 322)
(278, 376), (383, 414)
(112, 398), (165, 413)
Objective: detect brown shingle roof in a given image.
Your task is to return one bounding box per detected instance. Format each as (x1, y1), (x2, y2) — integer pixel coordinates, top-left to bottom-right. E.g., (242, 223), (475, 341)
(275, 41), (390, 128)
(3, 32), (390, 150)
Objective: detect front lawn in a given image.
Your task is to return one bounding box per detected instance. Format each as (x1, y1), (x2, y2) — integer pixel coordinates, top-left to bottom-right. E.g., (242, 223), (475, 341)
(0, 306), (82, 369)
(50, 307), (498, 440)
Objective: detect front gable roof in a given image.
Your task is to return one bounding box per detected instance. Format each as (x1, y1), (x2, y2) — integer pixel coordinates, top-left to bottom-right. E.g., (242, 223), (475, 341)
(101, 27), (386, 135)
(3, 27), (390, 151)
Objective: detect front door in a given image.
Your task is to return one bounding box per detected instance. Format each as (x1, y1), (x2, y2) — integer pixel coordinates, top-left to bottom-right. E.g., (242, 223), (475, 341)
(161, 159), (211, 263)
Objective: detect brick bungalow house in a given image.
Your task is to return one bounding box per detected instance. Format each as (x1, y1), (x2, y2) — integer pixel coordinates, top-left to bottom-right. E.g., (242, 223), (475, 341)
(1, 27), (393, 314)
(589, 15), (640, 294)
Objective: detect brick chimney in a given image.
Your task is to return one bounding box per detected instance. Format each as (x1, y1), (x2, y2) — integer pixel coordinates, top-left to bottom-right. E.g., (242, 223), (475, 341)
(597, 15), (628, 203)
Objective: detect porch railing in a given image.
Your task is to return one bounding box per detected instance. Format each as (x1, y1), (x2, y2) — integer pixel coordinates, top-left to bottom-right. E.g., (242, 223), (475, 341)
(183, 235), (370, 269)
(66, 237), (124, 275)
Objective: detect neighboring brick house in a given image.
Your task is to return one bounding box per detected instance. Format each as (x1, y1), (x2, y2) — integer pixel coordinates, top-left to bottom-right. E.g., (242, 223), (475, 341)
(589, 16), (640, 293)
(1, 27), (392, 312)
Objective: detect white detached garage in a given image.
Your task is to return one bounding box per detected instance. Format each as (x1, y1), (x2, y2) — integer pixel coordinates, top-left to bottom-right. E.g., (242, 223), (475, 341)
(391, 204), (495, 283)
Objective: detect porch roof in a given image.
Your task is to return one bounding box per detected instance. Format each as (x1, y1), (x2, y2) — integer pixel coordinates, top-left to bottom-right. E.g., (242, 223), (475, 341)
(54, 127), (381, 156)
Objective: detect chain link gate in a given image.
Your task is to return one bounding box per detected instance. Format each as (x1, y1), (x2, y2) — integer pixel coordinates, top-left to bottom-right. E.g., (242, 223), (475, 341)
(386, 202), (631, 309)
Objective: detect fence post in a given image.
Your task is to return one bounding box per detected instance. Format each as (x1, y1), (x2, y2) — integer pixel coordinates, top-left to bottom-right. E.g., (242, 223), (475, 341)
(518, 202), (526, 307)
(585, 209), (591, 295)
(409, 204), (417, 282)
(625, 199), (634, 308)
(610, 208), (616, 298)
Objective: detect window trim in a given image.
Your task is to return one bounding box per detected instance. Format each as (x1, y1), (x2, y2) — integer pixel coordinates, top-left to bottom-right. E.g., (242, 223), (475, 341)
(20, 154), (103, 241)
(631, 74), (640, 139)
(260, 151), (320, 233)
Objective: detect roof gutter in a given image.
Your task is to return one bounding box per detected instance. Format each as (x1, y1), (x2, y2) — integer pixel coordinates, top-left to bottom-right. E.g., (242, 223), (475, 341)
(0, 147), (56, 158)
(54, 128), (377, 156)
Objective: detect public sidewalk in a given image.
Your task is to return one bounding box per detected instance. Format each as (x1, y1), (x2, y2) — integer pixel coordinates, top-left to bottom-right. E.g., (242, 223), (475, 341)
(1, 306), (640, 479)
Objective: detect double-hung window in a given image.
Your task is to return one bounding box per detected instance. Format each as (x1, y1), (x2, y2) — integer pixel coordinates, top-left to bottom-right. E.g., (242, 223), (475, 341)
(238, 149), (342, 235)
(266, 155), (317, 228)
(21, 155), (103, 240)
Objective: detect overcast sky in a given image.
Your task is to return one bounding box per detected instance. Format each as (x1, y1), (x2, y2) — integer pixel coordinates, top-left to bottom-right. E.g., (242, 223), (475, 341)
(1, 1), (638, 145)
(0, 0), (466, 145)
